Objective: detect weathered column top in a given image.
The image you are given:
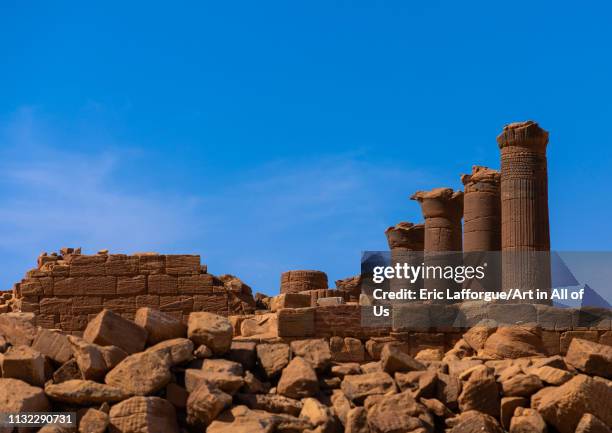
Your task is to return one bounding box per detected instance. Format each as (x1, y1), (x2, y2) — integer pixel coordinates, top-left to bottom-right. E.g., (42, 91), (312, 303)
(496, 120), (549, 152)
(410, 188), (463, 220)
(384, 222), (424, 250)
(461, 165), (500, 193)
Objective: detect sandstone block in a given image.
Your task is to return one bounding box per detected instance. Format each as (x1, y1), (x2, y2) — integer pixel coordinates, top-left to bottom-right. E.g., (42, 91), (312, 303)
(575, 414), (611, 433)
(234, 393), (302, 416)
(277, 307), (315, 337)
(32, 328), (72, 364)
(330, 336), (365, 363)
(300, 397), (337, 432)
(178, 274), (214, 294)
(206, 406), (277, 433)
(185, 368), (244, 395)
(509, 407), (547, 433)
(187, 312), (233, 354)
(186, 381), (232, 428)
(71, 296), (103, 314)
(331, 363), (361, 377)
(166, 254), (200, 275)
(105, 254), (139, 276)
(1, 345), (46, 386)
(105, 350), (172, 396)
(501, 374), (543, 397)
(78, 408), (109, 433)
(380, 343), (425, 374)
(69, 336), (127, 380)
(134, 307), (186, 345)
(559, 330), (599, 354)
(55, 276), (116, 296)
(159, 295), (193, 312)
(270, 293), (311, 311)
(136, 253), (166, 275)
(256, 343), (290, 378)
(117, 275), (146, 295)
(45, 379), (130, 404)
(532, 375), (612, 433)
(565, 338), (612, 378)
(290, 339), (332, 371)
(83, 309), (147, 354)
(500, 396), (528, 431)
(0, 378), (50, 415)
(0, 312), (38, 346)
(448, 410), (503, 433)
(530, 365), (573, 386)
(482, 326), (545, 359)
(109, 396), (179, 433)
(52, 359), (83, 383)
(277, 356), (319, 399)
(148, 274), (178, 294)
(317, 296), (345, 307)
(395, 370), (437, 399)
(366, 391), (434, 433)
(458, 372), (500, 418)
(340, 372), (396, 403)
(240, 313), (278, 338)
(145, 338), (194, 365)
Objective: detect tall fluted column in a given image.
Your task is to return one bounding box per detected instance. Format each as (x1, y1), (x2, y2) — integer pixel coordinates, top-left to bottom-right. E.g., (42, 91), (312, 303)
(461, 166), (501, 252)
(411, 188), (463, 302)
(497, 121), (551, 302)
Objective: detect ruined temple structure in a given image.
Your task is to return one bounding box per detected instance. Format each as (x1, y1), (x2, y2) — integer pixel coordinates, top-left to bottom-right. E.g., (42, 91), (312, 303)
(1, 120), (612, 433)
(497, 121), (552, 300)
(461, 166), (501, 252)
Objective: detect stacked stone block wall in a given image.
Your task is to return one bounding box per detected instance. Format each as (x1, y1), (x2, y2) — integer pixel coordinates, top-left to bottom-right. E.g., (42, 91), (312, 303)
(12, 251), (254, 333)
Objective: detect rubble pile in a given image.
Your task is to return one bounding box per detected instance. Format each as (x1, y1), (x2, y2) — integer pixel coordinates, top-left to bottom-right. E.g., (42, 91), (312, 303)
(0, 309), (610, 433)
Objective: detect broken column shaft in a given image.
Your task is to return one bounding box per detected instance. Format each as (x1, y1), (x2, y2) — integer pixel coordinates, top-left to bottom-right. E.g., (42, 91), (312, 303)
(385, 222), (425, 295)
(411, 188), (463, 302)
(411, 188), (463, 252)
(461, 166), (501, 252)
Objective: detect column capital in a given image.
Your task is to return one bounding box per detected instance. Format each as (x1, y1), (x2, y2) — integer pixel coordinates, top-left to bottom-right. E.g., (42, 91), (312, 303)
(411, 188), (463, 220)
(497, 120), (548, 152)
(385, 222), (424, 250)
(461, 165), (500, 193)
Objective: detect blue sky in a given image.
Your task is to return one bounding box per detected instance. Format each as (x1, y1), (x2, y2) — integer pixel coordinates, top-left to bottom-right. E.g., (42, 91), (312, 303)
(1, 1), (611, 294)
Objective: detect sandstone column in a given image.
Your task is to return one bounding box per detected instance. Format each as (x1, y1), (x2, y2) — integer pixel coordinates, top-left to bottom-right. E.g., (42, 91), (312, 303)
(411, 188), (463, 252)
(385, 222), (425, 252)
(461, 166), (501, 252)
(385, 222), (424, 295)
(461, 166), (501, 293)
(411, 188), (463, 302)
(497, 121), (551, 302)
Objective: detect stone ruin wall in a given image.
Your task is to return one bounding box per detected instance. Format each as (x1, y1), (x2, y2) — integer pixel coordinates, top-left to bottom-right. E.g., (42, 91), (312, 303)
(5, 249), (255, 333)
